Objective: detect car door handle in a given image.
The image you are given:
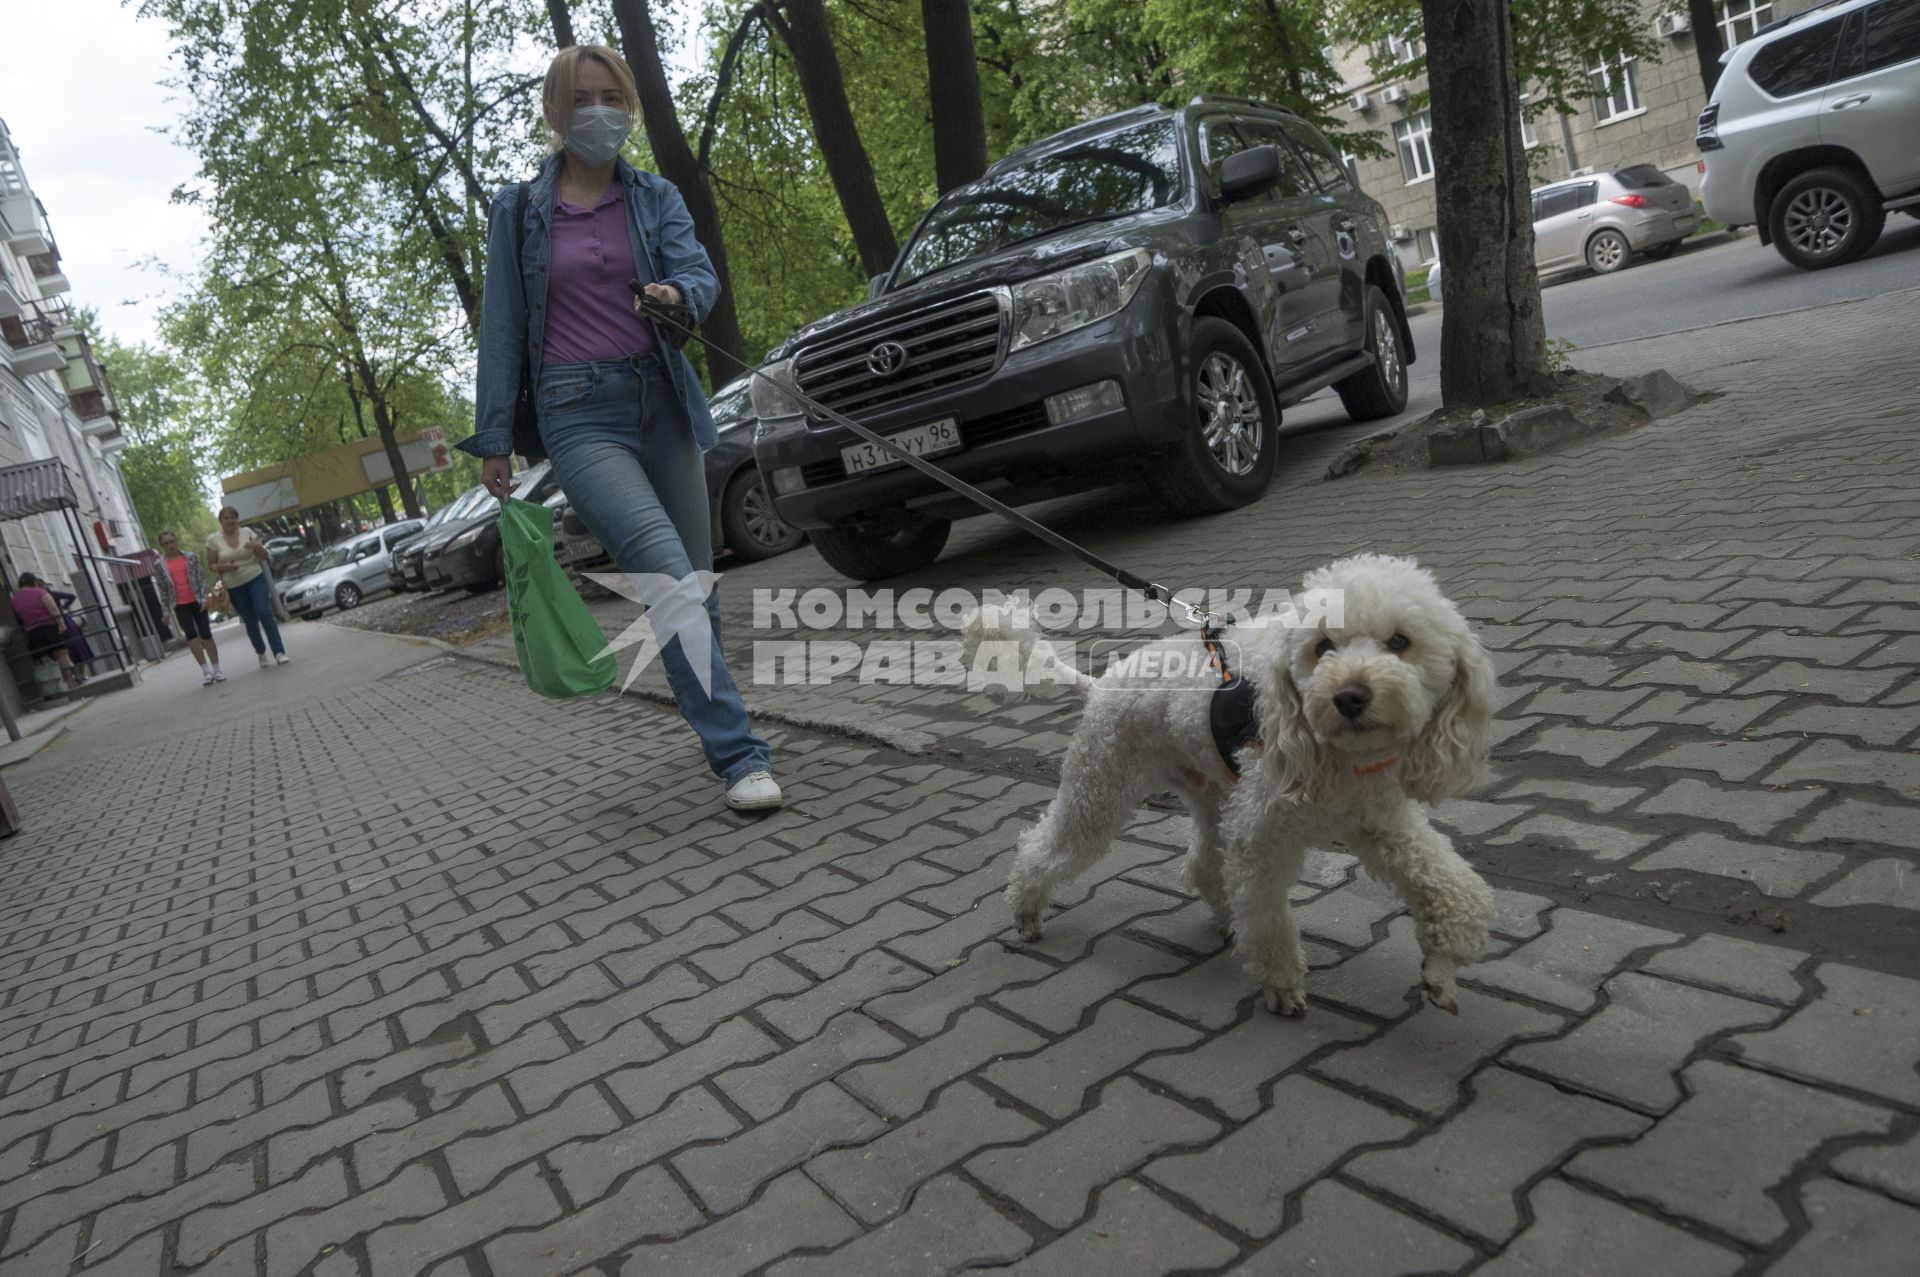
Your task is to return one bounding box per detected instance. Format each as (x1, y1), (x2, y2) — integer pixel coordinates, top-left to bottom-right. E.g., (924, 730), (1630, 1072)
(1828, 93), (1871, 109)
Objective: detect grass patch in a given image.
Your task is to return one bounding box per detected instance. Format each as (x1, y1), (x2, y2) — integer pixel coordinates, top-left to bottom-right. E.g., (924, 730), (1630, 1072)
(1405, 266), (1431, 305)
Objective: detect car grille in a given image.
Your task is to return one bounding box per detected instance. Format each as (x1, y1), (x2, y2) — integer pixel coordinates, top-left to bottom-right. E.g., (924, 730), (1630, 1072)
(794, 292), (1003, 420)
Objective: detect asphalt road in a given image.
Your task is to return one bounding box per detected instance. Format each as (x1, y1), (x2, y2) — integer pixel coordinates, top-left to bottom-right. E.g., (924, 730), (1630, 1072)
(1294, 214), (1920, 427)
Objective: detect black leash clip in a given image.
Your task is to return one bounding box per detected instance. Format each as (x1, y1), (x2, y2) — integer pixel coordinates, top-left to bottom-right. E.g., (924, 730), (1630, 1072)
(628, 280), (696, 348)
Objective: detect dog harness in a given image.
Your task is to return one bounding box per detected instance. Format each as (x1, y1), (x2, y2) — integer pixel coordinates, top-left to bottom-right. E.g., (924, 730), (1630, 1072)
(1205, 624), (1262, 778)
(1203, 624), (1402, 783)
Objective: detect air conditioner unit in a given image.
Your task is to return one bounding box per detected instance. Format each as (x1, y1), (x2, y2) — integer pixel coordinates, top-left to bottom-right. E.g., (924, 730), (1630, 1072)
(1350, 91), (1373, 113)
(1390, 223), (1413, 242)
(1381, 84), (1410, 105)
(1656, 12), (1690, 36)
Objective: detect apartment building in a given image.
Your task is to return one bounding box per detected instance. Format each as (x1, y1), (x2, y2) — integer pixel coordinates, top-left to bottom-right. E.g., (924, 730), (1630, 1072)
(1326, 0), (1815, 263)
(1, 115), (150, 702)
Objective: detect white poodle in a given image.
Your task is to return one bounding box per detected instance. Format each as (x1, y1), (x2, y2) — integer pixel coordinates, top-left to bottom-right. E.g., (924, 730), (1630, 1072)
(967, 554), (1497, 1016)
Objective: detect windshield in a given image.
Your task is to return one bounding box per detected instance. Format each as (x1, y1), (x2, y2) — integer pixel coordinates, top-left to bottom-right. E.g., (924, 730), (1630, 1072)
(315, 546), (352, 571)
(448, 486), (492, 520)
(894, 118), (1183, 285)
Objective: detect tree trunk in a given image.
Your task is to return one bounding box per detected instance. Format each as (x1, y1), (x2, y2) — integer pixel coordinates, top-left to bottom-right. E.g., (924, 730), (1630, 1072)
(608, 0), (748, 381)
(1420, 0), (1551, 409)
(770, 0), (900, 278)
(921, 0), (988, 193)
(1686, 0), (1726, 97)
(545, 0), (576, 48)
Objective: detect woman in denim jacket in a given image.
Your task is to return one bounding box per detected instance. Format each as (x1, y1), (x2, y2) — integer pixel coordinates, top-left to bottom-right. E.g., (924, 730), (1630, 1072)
(458, 44), (779, 812)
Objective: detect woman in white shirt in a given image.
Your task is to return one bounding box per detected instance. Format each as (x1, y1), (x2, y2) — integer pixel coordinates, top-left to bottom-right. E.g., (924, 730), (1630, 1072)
(206, 505), (289, 669)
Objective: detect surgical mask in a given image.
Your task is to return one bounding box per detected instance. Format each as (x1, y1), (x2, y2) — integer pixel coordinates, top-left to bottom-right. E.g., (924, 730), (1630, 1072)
(565, 106), (632, 165)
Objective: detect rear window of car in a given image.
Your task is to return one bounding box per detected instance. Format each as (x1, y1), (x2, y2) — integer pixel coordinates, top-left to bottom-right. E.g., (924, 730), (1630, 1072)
(1748, 16), (1847, 96)
(1614, 164), (1673, 188)
(1864, 0), (1920, 71)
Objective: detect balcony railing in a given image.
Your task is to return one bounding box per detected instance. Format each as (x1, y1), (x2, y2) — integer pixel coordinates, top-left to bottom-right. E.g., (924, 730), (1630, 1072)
(2, 296), (76, 376)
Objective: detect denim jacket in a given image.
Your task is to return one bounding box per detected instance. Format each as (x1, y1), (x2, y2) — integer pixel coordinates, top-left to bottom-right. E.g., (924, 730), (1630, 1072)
(457, 153), (721, 461)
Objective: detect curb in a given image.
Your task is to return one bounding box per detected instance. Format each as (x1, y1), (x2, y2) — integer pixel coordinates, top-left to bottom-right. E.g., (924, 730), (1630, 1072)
(358, 622), (938, 756)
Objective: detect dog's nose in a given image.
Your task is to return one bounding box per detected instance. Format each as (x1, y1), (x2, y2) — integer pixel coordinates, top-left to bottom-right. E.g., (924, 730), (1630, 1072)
(1333, 683), (1372, 720)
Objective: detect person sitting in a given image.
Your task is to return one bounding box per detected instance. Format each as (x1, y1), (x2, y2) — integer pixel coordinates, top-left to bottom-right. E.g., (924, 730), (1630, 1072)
(10, 573), (81, 690)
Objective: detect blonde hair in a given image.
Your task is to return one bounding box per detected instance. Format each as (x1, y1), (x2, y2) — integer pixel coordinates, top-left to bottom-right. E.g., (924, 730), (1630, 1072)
(542, 45), (640, 144)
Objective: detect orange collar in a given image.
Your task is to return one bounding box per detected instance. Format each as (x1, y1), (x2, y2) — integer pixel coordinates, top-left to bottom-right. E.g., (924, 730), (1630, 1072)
(1353, 756), (1399, 779)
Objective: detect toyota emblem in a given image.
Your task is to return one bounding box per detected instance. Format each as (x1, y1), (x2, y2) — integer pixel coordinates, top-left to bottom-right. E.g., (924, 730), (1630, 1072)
(866, 340), (909, 377)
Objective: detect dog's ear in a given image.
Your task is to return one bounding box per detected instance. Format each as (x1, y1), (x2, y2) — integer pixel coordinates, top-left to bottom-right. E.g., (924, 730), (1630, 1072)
(1401, 626), (1496, 803)
(1259, 632), (1336, 804)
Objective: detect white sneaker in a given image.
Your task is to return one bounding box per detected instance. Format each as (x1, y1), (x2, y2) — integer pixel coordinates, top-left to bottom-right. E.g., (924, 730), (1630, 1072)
(212, 668), (226, 682)
(274, 652), (290, 665)
(201, 670), (215, 686)
(725, 770), (783, 812)
(258, 653), (272, 669)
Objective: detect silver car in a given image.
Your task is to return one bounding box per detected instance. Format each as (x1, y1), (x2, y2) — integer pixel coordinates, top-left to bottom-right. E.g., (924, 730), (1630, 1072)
(1530, 166), (1699, 275)
(280, 520), (423, 617)
(1425, 164), (1700, 297)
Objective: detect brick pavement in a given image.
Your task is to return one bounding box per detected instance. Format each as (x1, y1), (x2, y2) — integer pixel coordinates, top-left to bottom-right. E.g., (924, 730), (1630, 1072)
(1, 288), (1917, 1274)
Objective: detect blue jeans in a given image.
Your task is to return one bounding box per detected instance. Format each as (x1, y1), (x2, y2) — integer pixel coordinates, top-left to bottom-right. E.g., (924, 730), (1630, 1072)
(229, 573), (284, 656)
(538, 354), (770, 783)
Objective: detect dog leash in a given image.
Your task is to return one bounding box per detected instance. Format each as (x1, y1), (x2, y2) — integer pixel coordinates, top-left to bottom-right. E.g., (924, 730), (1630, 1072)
(631, 288), (1222, 628)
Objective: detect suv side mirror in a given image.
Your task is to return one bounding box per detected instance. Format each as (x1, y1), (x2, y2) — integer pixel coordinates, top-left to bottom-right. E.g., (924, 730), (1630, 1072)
(1220, 146), (1282, 201)
(867, 274), (888, 301)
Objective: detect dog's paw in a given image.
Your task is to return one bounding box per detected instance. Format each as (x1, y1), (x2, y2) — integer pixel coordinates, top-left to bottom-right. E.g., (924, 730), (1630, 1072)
(1421, 957), (1461, 1015)
(1262, 984), (1307, 1018)
(1013, 910), (1045, 943)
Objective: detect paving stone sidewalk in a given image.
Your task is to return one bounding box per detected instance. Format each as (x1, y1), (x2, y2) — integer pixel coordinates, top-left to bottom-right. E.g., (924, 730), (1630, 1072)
(2, 289), (1917, 1275)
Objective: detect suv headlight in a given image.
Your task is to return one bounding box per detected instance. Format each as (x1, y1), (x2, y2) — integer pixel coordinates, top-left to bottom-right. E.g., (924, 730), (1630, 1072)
(1006, 248), (1152, 353)
(447, 526), (485, 551)
(749, 359), (805, 420)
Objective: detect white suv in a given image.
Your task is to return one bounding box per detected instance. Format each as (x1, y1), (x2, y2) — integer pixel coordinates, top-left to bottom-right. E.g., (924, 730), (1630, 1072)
(1698, 0), (1920, 269)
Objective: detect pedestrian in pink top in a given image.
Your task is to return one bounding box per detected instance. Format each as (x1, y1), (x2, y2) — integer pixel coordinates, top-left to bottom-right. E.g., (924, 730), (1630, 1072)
(9, 573), (81, 689)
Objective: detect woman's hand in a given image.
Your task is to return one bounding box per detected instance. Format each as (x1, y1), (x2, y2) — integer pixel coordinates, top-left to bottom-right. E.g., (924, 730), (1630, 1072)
(482, 456), (514, 500)
(641, 282), (682, 306)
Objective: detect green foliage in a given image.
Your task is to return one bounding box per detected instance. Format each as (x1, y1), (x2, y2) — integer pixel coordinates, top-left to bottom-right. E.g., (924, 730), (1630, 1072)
(91, 335), (217, 545)
(1330, 0), (1662, 119)
(1545, 335), (1577, 372)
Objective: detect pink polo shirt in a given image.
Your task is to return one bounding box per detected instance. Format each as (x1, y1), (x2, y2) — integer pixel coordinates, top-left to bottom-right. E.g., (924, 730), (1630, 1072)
(542, 184), (656, 366)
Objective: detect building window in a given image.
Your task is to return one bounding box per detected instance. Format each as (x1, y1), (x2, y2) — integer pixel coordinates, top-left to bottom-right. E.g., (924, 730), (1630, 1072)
(1374, 31), (1423, 64)
(1519, 98), (1541, 149)
(1395, 110), (1435, 183)
(1341, 152), (1360, 185)
(1416, 226), (1440, 263)
(1589, 53), (1641, 123)
(1718, 0), (1775, 49)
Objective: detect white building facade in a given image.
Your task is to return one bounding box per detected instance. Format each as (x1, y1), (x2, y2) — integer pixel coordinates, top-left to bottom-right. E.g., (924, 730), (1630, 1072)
(0, 117), (144, 588)
(1326, 0), (1817, 264)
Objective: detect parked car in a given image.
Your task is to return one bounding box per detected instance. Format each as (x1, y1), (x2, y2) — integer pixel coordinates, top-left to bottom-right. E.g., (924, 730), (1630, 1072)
(387, 497), (473, 593)
(423, 464), (558, 593)
(264, 535), (309, 571)
(279, 519), (424, 618)
(1528, 166), (1700, 276)
(1699, 0), (1920, 269)
(749, 95), (1415, 581)
(554, 376), (805, 573)
(1422, 162), (1698, 299)
(392, 485), (493, 592)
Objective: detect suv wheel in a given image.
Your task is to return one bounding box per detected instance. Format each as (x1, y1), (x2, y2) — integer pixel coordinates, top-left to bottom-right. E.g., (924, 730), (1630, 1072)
(1334, 285), (1410, 423)
(1586, 229), (1631, 274)
(1151, 318), (1279, 516)
(810, 517), (950, 581)
(335, 582), (362, 610)
(1770, 167), (1884, 270)
(721, 469), (805, 563)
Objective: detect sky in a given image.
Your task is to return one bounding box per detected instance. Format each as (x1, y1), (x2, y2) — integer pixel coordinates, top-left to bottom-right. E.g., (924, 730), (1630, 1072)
(0, 0), (205, 350)
(0, 0), (712, 353)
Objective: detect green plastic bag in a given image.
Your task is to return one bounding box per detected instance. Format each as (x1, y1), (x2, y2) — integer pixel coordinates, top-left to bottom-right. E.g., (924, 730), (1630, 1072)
(500, 497), (617, 698)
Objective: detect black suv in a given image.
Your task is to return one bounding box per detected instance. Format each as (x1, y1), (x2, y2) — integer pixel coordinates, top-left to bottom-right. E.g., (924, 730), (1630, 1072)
(750, 94), (1415, 580)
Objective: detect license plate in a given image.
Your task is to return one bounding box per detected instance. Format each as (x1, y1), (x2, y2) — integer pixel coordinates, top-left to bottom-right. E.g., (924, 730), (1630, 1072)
(841, 419), (961, 475)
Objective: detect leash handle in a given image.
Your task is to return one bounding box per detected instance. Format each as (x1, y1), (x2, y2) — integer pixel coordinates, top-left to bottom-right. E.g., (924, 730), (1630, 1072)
(637, 298), (1186, 613)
